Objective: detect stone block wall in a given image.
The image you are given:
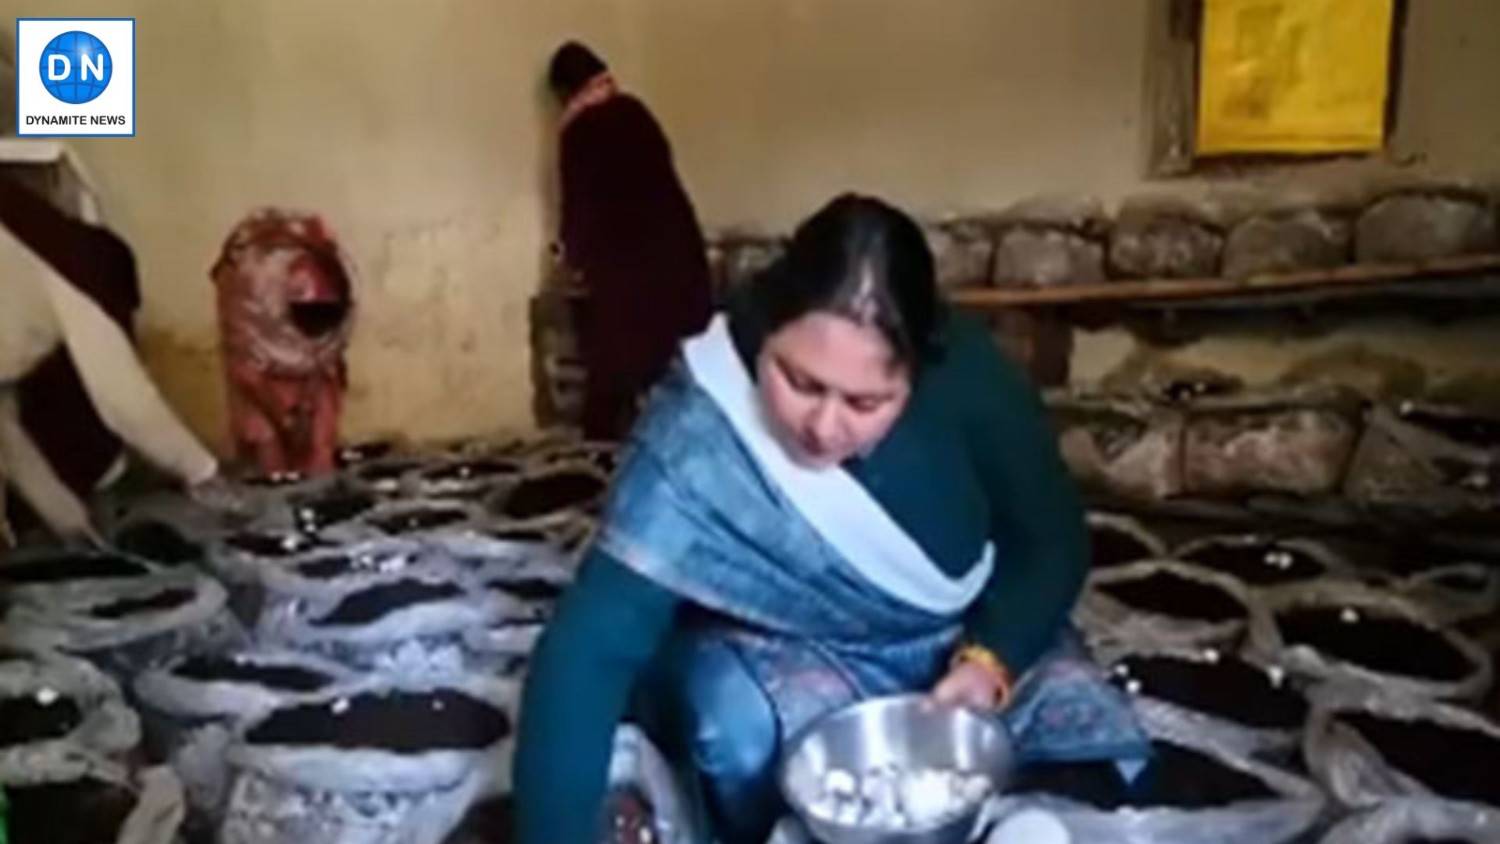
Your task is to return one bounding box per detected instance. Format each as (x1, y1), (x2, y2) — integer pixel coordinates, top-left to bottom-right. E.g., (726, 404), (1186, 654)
(706, 185), (1497, 294)
(535, 183), (1500, 429)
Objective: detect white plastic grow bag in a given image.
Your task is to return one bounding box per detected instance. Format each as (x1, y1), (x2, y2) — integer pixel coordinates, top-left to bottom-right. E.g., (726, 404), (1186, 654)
(1085, 512), (1167, 569)
(1317, 799), (1500, 843)
(1391, 562), (1500, 626)
(0, 572), (245, 679)
(1304, 682), (1500, 810)
(219, 675), (520, 844)
(1, 753), (185, 844)
(1171, 534), (1352, 592)
(268, 569), (523, 675)
(252, 537), (449, 637)
(989, 697), (1325, 844)
(1075, 560), (1263, 653)
(133, 649), (356, 820)
(1249, 580), (1491, 702)
(1097, 642), (1306, 760)
(0, 648), (140, 777)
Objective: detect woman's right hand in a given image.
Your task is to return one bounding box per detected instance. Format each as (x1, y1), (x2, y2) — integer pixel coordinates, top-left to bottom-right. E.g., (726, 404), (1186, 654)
(932, 659), (1012, 710)
(933, 644), (1015, 710)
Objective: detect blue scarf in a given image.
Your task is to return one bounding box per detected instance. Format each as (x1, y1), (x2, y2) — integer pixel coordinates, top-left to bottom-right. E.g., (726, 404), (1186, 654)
(601, 318), (1148, 763)
(599, 357), (963, 734)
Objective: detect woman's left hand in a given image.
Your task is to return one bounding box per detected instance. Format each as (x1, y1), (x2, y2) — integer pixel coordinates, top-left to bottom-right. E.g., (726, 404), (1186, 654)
(932, 660), (1011, 710)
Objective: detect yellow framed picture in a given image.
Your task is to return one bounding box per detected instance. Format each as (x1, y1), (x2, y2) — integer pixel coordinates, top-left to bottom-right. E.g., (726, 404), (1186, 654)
(1197, 0), (1396, 154)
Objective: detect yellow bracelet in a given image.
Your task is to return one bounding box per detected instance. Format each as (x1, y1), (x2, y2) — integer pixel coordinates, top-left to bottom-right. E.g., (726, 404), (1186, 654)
(952, 644), (1014, 707)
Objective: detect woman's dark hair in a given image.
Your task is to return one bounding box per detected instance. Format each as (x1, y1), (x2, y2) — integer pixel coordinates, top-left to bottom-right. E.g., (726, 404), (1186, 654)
(742, 194), (943, 370)
(548, 42), (608, 100)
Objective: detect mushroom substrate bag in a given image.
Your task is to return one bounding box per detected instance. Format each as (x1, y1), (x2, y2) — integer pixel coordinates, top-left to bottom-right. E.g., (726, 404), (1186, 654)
(219, 676), (519, 844)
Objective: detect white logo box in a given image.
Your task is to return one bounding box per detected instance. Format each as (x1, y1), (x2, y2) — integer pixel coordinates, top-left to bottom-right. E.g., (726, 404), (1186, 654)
(17, 18), (136, 138)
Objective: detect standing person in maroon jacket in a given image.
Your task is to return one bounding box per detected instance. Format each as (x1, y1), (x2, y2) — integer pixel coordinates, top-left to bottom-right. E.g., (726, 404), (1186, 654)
(549, 41), (713, 441)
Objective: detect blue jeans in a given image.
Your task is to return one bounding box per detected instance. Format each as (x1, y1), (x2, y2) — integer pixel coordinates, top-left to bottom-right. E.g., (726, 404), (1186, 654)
(634, 632), (783, 844)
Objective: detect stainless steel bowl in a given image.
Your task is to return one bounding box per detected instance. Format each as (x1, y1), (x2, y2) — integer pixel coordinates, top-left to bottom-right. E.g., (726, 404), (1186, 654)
(780, 695), (1014, 844)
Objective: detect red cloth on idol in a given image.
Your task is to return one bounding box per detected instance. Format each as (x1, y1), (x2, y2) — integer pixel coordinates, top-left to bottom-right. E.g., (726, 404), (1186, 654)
(210, 209), (354, 476)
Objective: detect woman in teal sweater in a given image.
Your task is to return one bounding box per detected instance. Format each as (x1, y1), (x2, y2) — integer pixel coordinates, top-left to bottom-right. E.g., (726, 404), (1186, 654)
(515, 195), (1129, 844)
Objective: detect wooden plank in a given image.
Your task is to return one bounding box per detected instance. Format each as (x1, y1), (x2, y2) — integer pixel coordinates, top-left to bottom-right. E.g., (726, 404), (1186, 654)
(1142, 0), (1202, 176)
(1137, 278), (1500, 311)
(988, 311), (1073, 387)
(949, 253), (1500, 309)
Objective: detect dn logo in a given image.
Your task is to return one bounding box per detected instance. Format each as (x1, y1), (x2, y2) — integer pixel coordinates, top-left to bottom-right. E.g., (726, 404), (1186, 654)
(39, 30), (113, 105)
